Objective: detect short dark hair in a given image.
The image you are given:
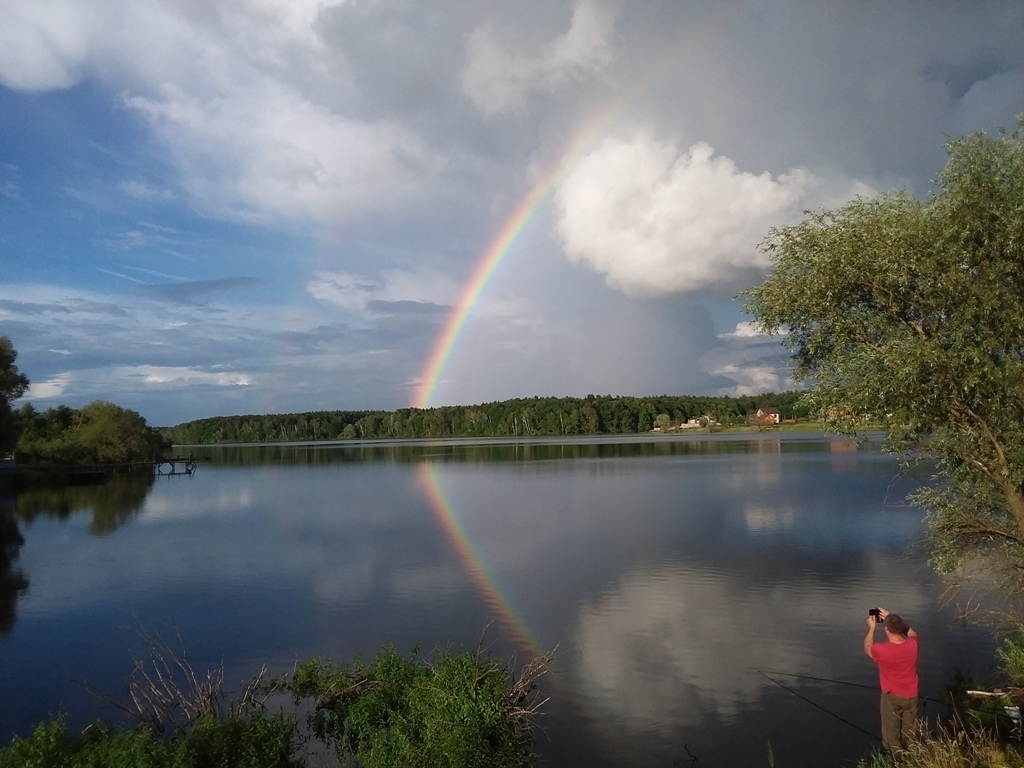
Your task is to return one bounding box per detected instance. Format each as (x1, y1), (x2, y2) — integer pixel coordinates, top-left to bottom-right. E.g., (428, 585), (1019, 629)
(884, 613), (909, 637)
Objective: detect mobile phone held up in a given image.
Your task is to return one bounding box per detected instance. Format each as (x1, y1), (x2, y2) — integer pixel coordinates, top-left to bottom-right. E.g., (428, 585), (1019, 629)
(869, 608), (883, 623)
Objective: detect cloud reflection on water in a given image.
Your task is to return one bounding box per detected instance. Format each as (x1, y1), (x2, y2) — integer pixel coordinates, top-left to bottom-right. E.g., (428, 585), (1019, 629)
(571, 556), (937, 736)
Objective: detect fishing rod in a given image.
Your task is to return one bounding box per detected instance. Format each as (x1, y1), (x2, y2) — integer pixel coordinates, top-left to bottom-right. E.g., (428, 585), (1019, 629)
(759, 670), (947, 706)
(759, 671), (880, 740)
(760, 670), (1011, 723)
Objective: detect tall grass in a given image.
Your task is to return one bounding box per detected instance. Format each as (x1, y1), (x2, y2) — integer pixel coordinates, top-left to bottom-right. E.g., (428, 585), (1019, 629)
(858, 727), (1024, 768)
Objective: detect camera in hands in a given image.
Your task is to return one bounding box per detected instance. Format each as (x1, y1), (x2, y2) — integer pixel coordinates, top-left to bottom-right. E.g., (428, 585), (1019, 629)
(869, 608), (883, 623)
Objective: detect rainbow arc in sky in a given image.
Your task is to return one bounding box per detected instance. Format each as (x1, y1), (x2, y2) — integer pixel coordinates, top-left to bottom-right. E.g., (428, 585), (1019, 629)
(411, 81), (656, 410)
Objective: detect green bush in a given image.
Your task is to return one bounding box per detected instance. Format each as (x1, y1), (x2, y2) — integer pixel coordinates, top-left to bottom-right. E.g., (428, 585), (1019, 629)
(0, 711), (300, 768)
(998, 629), (1024, 689)
(284, 646), (549, 768)
(1, 635), (548, 768)
(17, 401), (170, 467)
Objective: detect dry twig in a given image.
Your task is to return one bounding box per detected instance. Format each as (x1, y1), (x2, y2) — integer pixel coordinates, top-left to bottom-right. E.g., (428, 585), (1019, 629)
(82, 623), (271, 734)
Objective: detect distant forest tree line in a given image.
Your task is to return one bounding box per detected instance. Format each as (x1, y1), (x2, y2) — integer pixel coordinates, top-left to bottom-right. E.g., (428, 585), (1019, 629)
(161, 391), (810, 445)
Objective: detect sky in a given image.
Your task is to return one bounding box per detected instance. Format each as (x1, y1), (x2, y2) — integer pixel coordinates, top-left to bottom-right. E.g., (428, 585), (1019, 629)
(1, 1), (1022, 427)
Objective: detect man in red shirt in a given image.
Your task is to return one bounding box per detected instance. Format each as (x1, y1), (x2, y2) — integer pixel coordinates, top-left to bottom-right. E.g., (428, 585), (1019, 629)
(864, 607), (920, 753)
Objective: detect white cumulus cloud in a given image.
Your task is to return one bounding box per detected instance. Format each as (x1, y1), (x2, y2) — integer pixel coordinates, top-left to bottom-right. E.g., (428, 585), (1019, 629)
(709, 364), (792, 397)
(0, 1), (97, 90)
(720, 321), (770, 339)
(23, 373), (72, 399)
(136, 366), (251, 387)
(554, 135), (826, 296)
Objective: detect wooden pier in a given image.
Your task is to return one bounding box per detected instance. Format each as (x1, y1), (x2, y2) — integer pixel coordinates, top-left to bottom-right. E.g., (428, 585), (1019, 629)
(154, 454), (208, 476)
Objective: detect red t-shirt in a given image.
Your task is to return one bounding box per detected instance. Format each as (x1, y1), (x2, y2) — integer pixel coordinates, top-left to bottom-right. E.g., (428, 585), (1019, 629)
(871, 635), (919, 698)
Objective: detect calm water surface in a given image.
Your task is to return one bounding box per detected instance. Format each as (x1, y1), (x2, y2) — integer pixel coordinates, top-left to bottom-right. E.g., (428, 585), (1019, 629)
(0, 433), (997, 767)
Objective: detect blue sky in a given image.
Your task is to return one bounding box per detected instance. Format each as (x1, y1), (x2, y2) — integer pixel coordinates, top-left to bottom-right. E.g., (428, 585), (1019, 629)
(1, 1), (1022, 426)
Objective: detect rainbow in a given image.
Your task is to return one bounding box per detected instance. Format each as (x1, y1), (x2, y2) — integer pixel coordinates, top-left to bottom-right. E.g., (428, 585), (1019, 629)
(411, 90), (645, 409)
(410, 53), (674, 654)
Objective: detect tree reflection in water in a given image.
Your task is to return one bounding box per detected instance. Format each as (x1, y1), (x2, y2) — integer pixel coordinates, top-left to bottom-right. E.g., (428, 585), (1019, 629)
(0, 474), (156, 633)
(15, 474), (155, 535)
(0, 493), (28, 634)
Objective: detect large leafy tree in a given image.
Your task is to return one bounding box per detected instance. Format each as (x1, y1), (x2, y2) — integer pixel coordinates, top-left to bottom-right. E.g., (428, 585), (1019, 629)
(0, 337), (29, 454)
(743, 120), (1024, 594)
(19, 401), (168, 466)
(72, 401), (160, 464)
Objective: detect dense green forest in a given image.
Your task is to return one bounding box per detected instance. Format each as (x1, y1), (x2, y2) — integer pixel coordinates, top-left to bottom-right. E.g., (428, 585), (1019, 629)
(161, 391), (809, 444)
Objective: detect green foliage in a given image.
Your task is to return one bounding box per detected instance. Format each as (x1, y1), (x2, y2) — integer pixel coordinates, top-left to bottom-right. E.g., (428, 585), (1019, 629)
(283, 646), (549, 768)
(0, 337), (29, 453)
(997, 629), (1024, 688)
(18, 401), (170, 467)
(744, 119), (1024, 595)
(161, 391), (809, 444)
(0, 711), (301, 768)
(169, 713), (300, 768)
(0, 715), (77, 768)
(1, 631), (546, 767)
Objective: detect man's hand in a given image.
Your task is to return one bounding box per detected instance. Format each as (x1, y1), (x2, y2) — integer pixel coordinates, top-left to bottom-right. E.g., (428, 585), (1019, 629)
(864, 610), (881, 658)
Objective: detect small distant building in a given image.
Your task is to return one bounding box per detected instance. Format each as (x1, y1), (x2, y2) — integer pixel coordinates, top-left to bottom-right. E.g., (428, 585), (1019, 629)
(754, 408), (781, 425)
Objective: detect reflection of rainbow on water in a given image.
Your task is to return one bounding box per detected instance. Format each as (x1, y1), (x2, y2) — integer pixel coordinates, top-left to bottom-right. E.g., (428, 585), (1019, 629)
(415, 461), (541, 655)
(417, 460), (629, 764)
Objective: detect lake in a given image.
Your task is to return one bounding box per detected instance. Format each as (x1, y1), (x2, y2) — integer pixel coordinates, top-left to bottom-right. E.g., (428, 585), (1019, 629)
(0, 433), (998, 767)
